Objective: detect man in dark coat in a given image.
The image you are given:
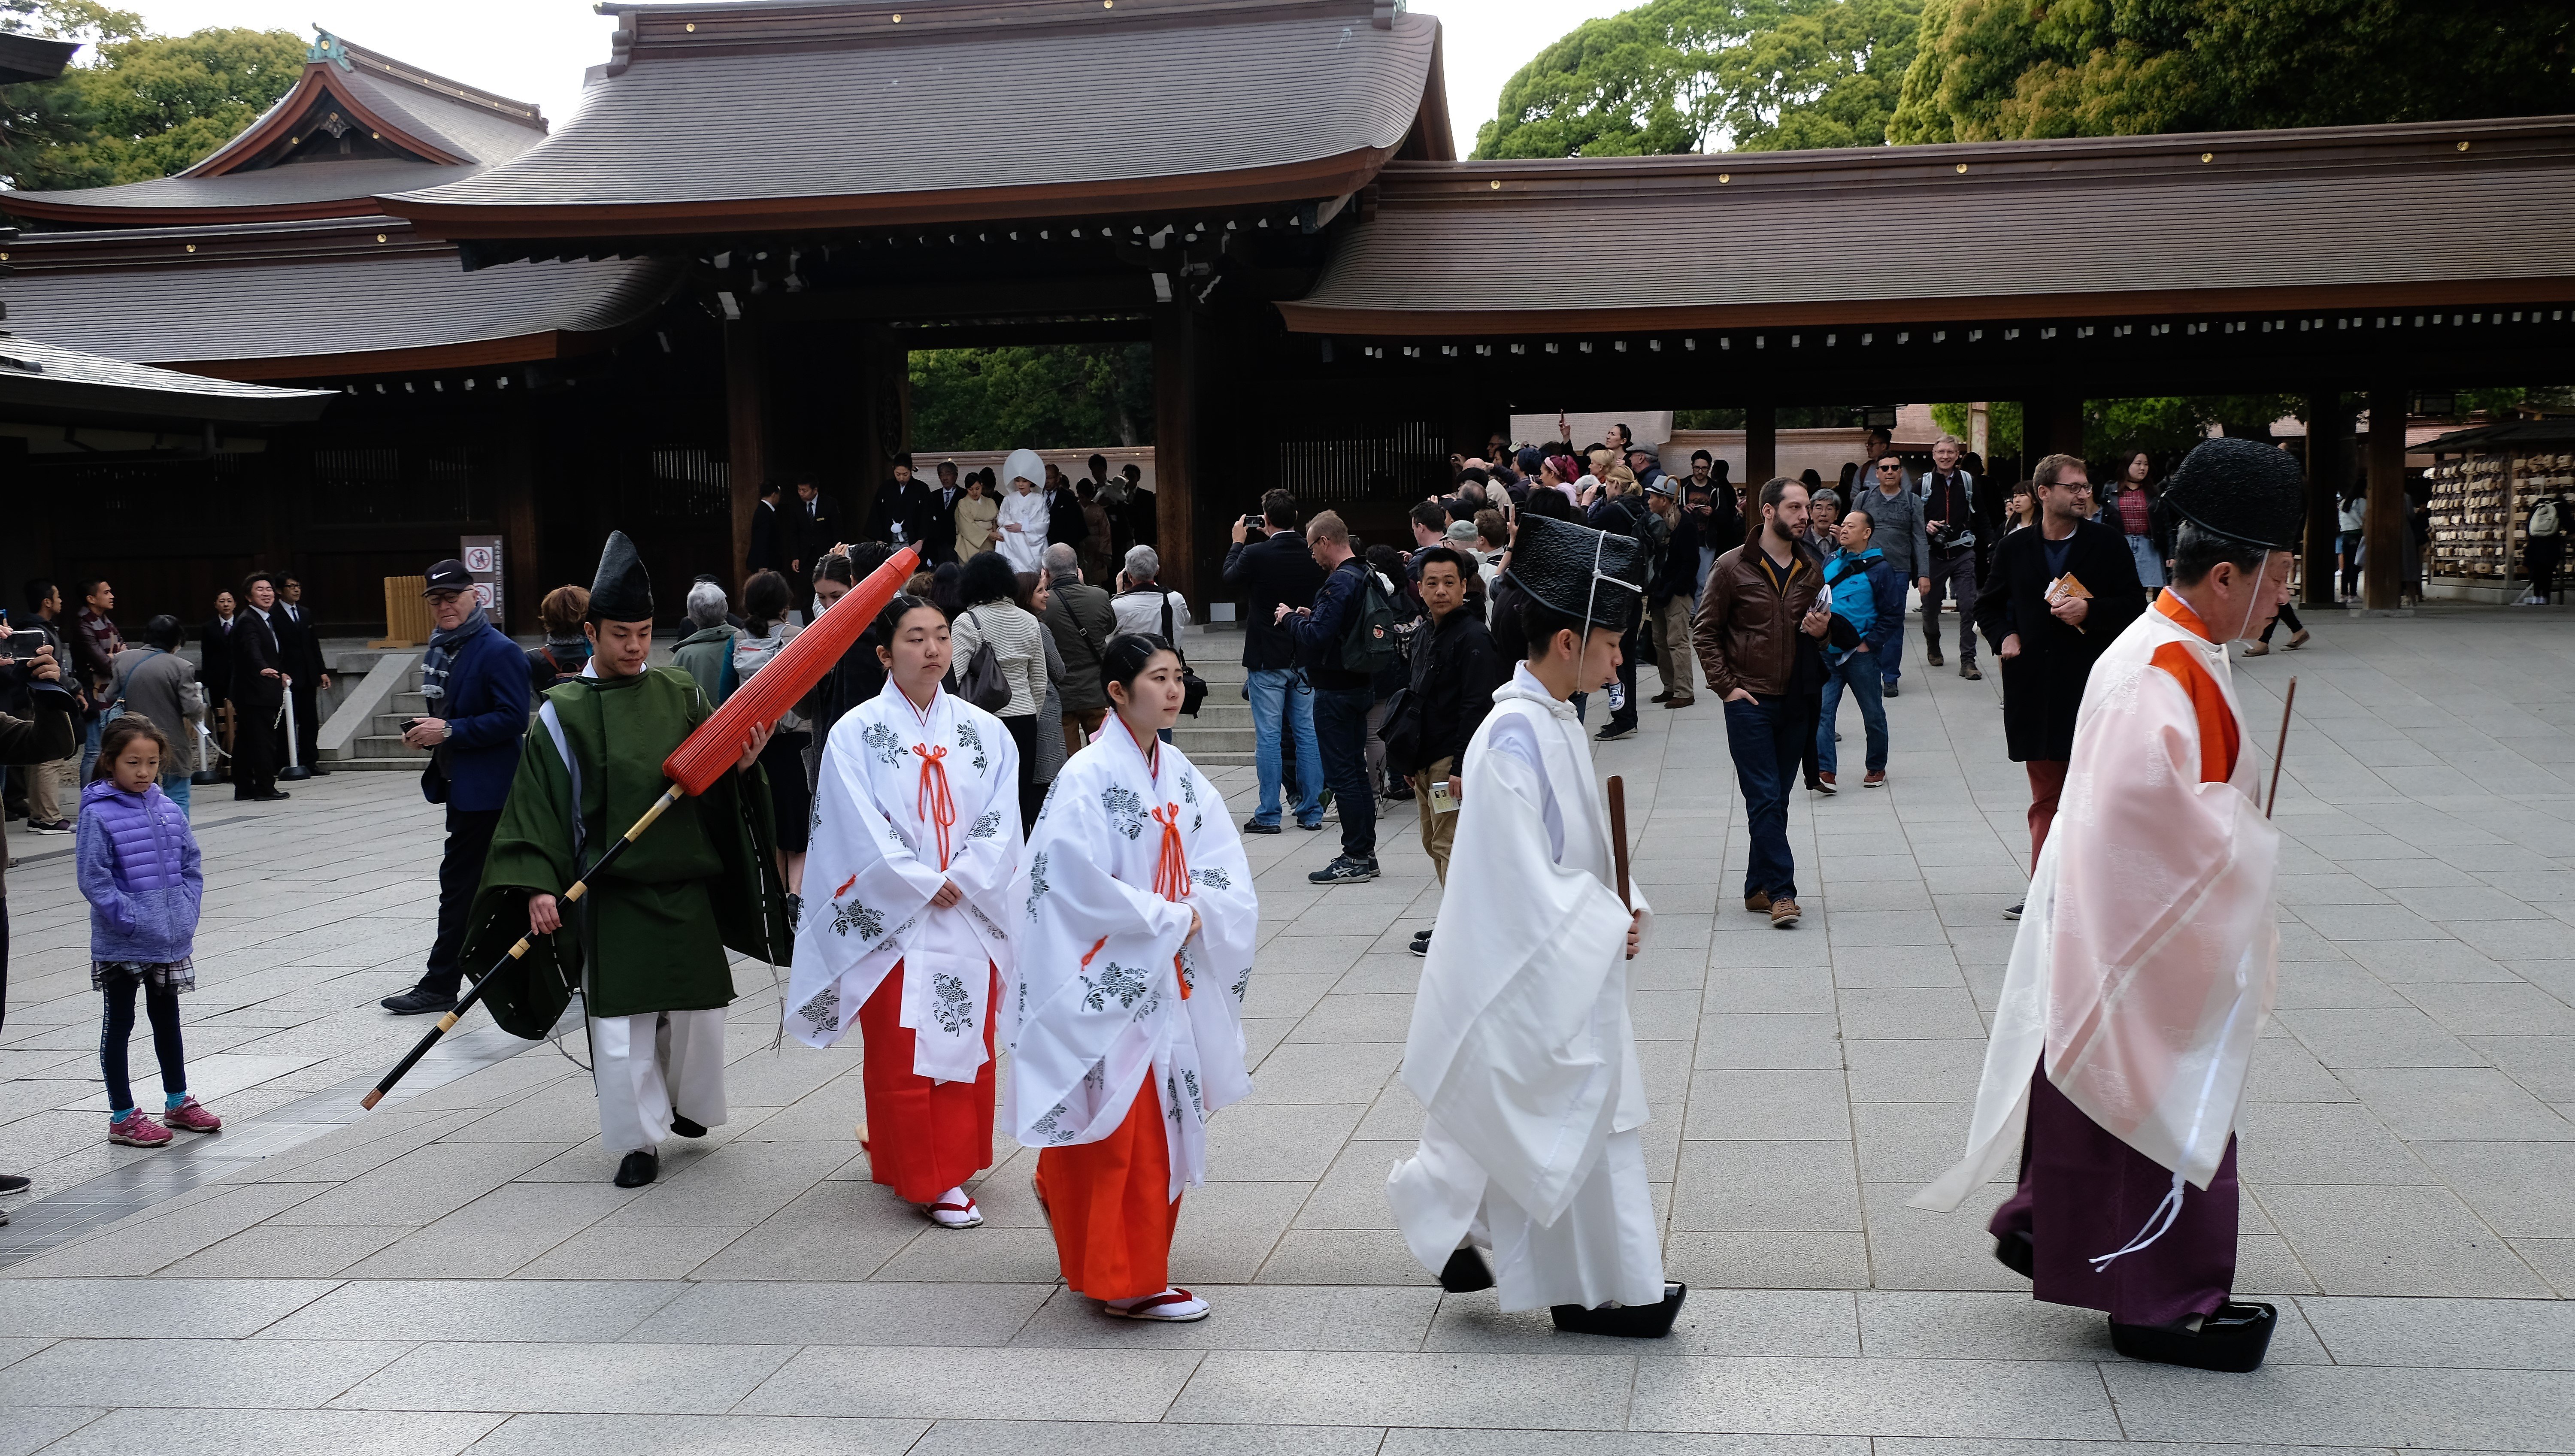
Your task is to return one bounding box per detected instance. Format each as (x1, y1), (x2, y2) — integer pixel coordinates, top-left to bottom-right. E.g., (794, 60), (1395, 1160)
(747, 481), (785, 575)
(1222, 490), (1327, 833)
(1399, 546), (1506, 931)
(870, 454), (940, 557)
(276, 576), (332, 774)
(1044, 462), (1091, 561)
(382, 558), (533, 1015)
(1974, 452), (2148, 903)
(786, 479), (837, 599)
(227, 573), (290, 802)
(925, 460), (964, 566)
(199, 590), (237, 722)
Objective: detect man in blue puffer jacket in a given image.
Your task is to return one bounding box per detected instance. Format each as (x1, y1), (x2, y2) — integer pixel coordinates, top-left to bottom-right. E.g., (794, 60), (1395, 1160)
(1817, 508), (1906, 790)
(382, 559), (531, 1015)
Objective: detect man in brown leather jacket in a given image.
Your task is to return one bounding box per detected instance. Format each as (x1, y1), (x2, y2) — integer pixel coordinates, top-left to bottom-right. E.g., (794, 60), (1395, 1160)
(1695, 476), (1832, 928)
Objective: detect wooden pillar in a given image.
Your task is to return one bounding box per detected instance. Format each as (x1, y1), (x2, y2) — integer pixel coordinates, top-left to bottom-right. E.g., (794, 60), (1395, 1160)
(500, 415), (542, 635)
(1745, 401), (1778, 487)
(2301, 391), (2346, 608)
(2023, 393), (2085, 466)
(2363, 382), (2406, 610)
(1152, 303), (1202, 609)
(722, 319), (769, 593)
(848, 323), (902, 537)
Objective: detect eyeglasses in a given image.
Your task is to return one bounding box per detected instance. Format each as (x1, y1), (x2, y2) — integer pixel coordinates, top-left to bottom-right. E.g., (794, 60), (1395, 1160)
(1875, 465), (1902, 473)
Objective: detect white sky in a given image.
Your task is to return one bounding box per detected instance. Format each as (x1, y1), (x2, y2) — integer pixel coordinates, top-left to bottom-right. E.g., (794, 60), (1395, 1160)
(104, 0), (1625, 156)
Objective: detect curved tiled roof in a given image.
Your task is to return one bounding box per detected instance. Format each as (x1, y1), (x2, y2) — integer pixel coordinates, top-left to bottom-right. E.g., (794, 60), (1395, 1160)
(6, 159), (484, 220)
(0, 334), (334, 424)
(1281, 115), (2575, 334)
(386, 0), (1445, 234)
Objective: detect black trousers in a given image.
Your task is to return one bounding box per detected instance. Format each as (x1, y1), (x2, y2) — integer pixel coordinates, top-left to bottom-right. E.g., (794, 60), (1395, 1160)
(1004, 714), (1046, 832)
(2258, 601), (2306, 644)
(1, 894), (10, 1036)
(290, 678), (323, 770)
(99, 968), (185, 1113)
(1608, 624), (1640, 727)
(419, 806), (504, 997)
(232, 698), (281, 798)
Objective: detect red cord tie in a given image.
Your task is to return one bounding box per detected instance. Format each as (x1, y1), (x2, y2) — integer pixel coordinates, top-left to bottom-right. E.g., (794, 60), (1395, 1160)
(913, 743), (955, 869)
(1153, 803), (1192, 998)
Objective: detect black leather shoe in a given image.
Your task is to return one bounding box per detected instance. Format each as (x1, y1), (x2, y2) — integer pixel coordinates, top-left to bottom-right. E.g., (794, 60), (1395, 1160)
(0, 1171), (30, 1196)
(1242, 819), (1282, 835)
(1551, 1282), (1686, 1338)
(671, 1115), (709, 1138)
(1993, 1230), (2036, 1279)
(614, 1150), (660, 1188)
(380, 987), (457, 1015)
(252, 790), (291, 802)
(1439, 1245), (1495, 1292)
(2109, 1302), (2277, 1372)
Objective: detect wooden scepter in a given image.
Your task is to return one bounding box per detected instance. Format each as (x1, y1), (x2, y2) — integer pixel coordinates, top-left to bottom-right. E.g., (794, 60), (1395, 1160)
(359, 546), (920, 1111)
(2265, 676), (2297, 819)
(1606, 775), (1632, 907)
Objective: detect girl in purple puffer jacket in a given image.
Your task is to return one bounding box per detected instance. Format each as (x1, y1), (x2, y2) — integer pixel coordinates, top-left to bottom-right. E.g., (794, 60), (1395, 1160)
(77, 717), (218, 1149)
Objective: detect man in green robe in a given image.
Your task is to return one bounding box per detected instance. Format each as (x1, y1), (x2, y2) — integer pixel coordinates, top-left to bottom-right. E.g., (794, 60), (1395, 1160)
(464, 532), (792, 1187)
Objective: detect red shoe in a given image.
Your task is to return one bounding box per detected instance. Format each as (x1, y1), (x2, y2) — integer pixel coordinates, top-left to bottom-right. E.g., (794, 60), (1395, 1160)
(1863, 771), (1887, 788)
(108, 1111), (172, 1148)
(163, 1098), (222, 1134)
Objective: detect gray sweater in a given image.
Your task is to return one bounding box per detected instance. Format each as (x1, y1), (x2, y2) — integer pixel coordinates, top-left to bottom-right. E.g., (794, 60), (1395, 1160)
(1854, 479), (1933, 582)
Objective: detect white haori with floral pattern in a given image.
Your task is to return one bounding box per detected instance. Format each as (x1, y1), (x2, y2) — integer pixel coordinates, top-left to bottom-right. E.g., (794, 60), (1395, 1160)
(1003, 721), (1259, 1199)
(787, 681), (1022, 1082)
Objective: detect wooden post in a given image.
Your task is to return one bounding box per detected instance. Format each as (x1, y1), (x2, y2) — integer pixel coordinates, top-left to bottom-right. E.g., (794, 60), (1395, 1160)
(1745, 401), (1778, 487)
(1152, 303), (1201, 609)
(500, 418), (541, 635)
(2302, 391), (2345, 608)
(722, 319), (769, 594)
(2363, 383), (2406, 610)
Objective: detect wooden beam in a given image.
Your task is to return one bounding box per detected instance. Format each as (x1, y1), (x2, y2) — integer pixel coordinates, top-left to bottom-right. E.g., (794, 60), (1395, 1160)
(2301, 391), (2347, 608)
(723, 319), (769, 593)
(2363, 383), (2407, 609)
(1745, 401), (1778, 487)
(1153, 303), (1201, 609)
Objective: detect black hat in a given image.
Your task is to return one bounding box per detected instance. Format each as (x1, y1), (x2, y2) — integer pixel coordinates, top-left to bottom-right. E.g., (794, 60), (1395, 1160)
(587, 530), (654, 622)
(421, 559), (474, 596)
(1503, 514), (1650, 633)
(2162, 438), (2307, 551)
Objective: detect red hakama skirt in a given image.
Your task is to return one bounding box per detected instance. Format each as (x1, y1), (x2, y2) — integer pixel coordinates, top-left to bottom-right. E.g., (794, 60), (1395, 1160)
(857, 960), (999, 1204)
(1034, 1075), (1181, 1301)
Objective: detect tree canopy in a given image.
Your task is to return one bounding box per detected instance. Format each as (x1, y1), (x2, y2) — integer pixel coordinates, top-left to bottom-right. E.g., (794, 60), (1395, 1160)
(1888, 0), (2575, 144)
(908, 344), (1154, 453)
(1474, 0), (1923, 160)
(1, 2), (304, 192)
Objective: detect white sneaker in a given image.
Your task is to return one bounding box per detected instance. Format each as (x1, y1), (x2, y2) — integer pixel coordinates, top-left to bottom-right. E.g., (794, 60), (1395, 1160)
(1104, 1287), (1209, 1322)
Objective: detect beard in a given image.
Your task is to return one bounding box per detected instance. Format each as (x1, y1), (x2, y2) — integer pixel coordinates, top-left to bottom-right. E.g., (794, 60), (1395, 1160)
(1766, 514), (1801, 545)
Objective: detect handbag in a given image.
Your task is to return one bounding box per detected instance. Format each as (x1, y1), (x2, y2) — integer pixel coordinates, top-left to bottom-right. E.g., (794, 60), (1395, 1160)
(1160, 594), (1209, 717)
(1377, 684), (1423, 779)
(948, 608), (1012, 713)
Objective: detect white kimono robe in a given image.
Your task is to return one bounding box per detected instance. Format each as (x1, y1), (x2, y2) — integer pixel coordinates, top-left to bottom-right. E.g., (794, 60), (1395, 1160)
(786, 681), (1021, 1082)
(1915, 593), (2281, 1215)
(1387, 665), (1664, 1313)
(1004, 722), (1259, 1198)
(996, 487), (1049, 575)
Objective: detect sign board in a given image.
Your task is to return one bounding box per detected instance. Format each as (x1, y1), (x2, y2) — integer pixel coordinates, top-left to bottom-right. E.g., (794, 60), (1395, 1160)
(460, 534), (504, 627)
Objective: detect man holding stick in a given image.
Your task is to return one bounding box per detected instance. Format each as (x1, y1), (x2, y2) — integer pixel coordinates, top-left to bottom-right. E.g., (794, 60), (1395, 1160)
(460, 533), (791, 1188)
(1387, 515), (1681, 1338)
(1913, 438), (2304, 1372)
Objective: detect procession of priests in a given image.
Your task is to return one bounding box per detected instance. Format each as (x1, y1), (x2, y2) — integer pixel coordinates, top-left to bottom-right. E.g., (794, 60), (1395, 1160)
(451, 434), (2302, 1363)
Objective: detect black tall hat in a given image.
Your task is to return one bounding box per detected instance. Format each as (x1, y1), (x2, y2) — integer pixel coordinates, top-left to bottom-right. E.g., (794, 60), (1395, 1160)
(1503, 513), (1650, 633)
(2161, 438), (2308, 551)
(587, 530), (655, 622)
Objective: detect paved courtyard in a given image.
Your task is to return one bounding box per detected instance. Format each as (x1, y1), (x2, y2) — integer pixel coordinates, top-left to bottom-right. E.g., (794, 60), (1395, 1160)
(0, 607), (2569, 1454)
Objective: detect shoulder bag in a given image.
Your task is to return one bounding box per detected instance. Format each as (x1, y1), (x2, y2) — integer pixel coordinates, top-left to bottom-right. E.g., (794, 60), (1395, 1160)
(1160, 594), (1209, 717)
(948, 608), (1012, 714)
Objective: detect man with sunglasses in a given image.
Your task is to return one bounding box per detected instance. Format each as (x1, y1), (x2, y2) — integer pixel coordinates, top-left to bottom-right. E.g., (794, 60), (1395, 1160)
(1860, 454), (1933, 697)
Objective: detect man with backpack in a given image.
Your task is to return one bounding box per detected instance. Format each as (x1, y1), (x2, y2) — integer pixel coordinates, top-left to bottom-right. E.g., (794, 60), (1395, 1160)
(1277, 510), (1395, 884)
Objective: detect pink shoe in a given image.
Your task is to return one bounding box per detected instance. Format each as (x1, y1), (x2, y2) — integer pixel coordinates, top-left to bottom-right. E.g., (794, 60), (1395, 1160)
(108, 1111), (172, 1148)
(163, 1098), (222, 1134)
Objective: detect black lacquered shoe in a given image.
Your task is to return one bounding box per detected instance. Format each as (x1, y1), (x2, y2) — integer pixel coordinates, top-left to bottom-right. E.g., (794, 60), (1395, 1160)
(1993, 1230), (2035, 1279)
(1551, 1282), (1686, 1338)
(2109, 1302), (2277, 1372)
(671, 1115), (709, 1138)
(614, 1150), (660, 1188)
(1438, 1245), (1494, 1293)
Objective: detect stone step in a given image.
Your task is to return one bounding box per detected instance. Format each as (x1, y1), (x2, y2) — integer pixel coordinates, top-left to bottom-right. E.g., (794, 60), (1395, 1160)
(1173, 726), (1255, 755)
(353, 733), (431, 761)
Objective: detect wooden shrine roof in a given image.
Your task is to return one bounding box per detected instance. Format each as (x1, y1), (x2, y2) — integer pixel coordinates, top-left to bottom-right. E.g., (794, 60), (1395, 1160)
(0, 333), (335, 424)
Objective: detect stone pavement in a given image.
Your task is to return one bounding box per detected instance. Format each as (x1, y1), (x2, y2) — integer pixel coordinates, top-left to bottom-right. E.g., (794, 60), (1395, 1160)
(0, 606), (2569, 1453)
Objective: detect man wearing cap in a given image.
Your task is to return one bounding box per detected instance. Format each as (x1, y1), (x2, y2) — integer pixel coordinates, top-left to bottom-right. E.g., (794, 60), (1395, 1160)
(1917, 438), (2303, 1373)
(460, 533), (792, 1187)
(384, 560), (533, 1015)
(1388, 513), (1684, 1338)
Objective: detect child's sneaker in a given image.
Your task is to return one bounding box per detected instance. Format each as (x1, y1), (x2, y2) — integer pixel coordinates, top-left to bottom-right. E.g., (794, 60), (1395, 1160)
(108, 1111), (172, 1148)
(163, 1098), (221, 1134)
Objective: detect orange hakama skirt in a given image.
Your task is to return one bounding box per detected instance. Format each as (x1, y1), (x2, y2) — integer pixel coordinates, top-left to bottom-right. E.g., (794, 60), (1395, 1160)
(1034, 1075), (1181, 1301)
(857, 960), (999, 1204)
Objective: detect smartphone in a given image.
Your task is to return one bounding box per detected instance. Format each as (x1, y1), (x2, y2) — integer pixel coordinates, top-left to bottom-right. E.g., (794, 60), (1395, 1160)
(399, 718), (421, 735)
(2, 628), (47, 657)
(1242, 514), (1262, 527)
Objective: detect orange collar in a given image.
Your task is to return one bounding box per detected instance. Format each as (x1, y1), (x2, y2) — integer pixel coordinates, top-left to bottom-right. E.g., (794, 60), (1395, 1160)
(2154, 589), (2217, 643)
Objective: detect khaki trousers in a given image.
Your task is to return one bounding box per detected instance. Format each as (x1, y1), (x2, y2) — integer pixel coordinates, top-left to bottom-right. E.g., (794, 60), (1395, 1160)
(27, 756), (75, 825)
(1411, 755), (1458, 884)
(1063, 706), (1107, 756)
(1650, 596), (1697, 702)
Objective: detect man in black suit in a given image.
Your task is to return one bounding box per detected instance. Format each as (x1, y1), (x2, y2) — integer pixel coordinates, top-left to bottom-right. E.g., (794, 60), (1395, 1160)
(786, 478), (836, 601)
(1044, 462), (1090, 563)
(228, 572), (291, 802)
(747, 480), (785, 575)
(870, 454), (939, 557)
(276, 575), (333, 774)
(1975, 453), (2147, 909)
(925, 459), (964, 566)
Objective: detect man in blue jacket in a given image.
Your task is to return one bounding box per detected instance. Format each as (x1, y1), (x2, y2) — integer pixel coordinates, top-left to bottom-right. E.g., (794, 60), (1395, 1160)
(382, 559), (533, 1015)
(1276, 511), (1384, 884)
(1817, 508), (1904, 790)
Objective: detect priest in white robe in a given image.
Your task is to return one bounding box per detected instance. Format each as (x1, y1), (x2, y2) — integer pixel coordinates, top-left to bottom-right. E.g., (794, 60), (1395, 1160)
(1387, 513), (1683, 1338)
(788, 594), (1021, 1227)
(1913, 439), (2307, 1372)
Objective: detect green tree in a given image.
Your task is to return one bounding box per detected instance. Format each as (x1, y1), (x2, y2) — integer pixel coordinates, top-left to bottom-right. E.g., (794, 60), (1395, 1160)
(1890, 0), (2575, 144)
(1928, 400), (2023, 454)
(1474, 0), (1923, 160)
(0, 1), (135, 190)
(40, 24), (306, 186)
(909, 344), (1154, 453)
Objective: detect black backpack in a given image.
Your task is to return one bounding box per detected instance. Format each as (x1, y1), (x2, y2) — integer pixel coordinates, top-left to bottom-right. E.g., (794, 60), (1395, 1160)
(1338, 566), (1400, 676)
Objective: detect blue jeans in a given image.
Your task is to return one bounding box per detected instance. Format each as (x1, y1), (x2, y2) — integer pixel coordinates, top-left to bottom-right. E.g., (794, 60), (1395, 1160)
(1723, 694), (1803, 901)
(1312, 685), (1377, 862)
(1246, 667), (1322, 828)
(79, 713), (103, 782)
(1877, 615), (1904, 688)
(1818, 653), (1888, 775)
(158, 769), (191, 816)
